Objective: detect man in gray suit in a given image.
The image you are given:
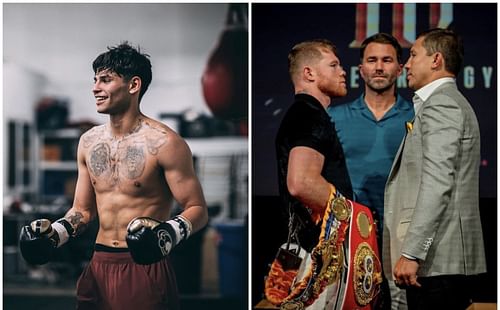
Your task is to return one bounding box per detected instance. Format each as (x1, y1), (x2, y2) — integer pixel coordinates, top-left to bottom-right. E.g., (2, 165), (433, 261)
(383, 28), (486, 310)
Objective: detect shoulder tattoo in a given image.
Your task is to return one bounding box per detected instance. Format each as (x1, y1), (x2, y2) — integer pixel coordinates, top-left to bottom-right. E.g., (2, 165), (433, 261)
(143, 122), (168, 155)
(146, 135), (167, 155)
(82, 126), (106, 148)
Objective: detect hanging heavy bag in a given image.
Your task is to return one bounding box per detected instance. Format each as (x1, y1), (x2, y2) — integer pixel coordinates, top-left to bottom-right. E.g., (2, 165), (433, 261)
(202, 3), (248, 120)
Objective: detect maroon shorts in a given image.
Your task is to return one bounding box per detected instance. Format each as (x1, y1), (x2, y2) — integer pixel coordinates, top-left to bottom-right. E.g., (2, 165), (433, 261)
(76, 244), (179, 310)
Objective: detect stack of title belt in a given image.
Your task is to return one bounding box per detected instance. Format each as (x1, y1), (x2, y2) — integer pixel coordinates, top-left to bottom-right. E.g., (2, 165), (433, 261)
(266, 186), (382, 310)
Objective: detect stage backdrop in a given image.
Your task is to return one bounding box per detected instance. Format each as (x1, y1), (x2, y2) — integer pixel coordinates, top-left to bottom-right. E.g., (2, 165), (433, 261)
(252, 3), (497, 199)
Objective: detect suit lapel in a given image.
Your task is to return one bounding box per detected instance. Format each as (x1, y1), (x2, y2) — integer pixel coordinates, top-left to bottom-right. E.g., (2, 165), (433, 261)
(387, 92), (426, 183)
(387, 130), (407, 183)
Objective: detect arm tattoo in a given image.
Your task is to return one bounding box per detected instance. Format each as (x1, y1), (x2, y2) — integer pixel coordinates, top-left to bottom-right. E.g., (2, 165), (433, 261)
(65, 211), (88, 236)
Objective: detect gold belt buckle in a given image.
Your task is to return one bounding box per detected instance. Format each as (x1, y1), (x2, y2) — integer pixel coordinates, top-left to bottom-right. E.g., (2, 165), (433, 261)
(331, 196), (349, 221)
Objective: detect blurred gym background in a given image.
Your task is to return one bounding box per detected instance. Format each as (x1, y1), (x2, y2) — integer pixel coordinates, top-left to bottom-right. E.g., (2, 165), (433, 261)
(3, 3), (248, 309)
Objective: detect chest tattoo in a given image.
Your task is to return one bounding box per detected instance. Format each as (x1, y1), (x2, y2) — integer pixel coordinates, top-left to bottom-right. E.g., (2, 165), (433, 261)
(122, 146), (145, 179)
(89, 143), (110, 176)
(84, 121), (168, 183)
(88, 140), (147, 181)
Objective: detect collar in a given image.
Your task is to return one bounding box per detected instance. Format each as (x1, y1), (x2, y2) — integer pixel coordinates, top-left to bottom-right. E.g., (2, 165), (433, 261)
(414, 77), (456, 102)
(295, 93), (326, 111)
(351, 93), (412, 112)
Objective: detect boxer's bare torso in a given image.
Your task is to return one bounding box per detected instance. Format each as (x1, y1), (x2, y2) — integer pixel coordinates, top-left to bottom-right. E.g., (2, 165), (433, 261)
(78, 117), (178, 247)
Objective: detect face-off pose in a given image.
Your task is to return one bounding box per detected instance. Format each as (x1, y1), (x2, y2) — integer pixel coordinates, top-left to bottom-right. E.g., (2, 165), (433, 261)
(20, 42), (207, 309)
(328, 33), (414, 309)
(384, 28), (486, 310)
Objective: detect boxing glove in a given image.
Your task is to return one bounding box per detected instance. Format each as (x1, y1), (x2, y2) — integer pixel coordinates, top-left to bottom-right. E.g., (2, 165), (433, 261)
(19, 218), (74, 265)
(126, 215), (192, 265)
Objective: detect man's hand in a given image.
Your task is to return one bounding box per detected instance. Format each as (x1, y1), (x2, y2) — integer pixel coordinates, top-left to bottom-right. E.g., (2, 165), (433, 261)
(19, 218), (73, 265)
(393, 256), (421, 288)
(126, 215), (192, 265)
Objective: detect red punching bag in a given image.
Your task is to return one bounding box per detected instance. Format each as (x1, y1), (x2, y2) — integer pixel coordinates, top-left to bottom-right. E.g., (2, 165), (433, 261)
(202, 4), (248, 120)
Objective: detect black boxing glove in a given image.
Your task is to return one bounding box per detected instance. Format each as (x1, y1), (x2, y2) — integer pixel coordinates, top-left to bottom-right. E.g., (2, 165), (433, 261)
(19, 218), (74, 265)
(126, 215), (192, 265)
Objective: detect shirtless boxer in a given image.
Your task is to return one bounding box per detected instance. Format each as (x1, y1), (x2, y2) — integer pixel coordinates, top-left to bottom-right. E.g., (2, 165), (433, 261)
(19, 42), (207, 310)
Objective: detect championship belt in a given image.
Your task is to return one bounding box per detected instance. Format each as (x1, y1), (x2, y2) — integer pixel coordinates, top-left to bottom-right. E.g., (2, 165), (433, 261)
(265, 185), (382, 309)
(280, 186), (351, 309)
(339, 200), (383, 309)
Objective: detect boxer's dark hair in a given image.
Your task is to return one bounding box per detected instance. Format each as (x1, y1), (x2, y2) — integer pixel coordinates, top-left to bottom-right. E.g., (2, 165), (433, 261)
(93, 41), (152, 102)
(417, 28), (464, 76)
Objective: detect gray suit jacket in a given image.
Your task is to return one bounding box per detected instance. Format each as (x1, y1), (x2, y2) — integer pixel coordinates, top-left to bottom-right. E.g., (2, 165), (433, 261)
(383, 81), (486, 278)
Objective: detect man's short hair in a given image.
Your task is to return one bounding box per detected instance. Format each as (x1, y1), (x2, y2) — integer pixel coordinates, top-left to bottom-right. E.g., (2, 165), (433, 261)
(93, 41), (152, 102)
(288, 39), (337, 81)
(359, 33), (403, 64)
(417, 28), (464, 76)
